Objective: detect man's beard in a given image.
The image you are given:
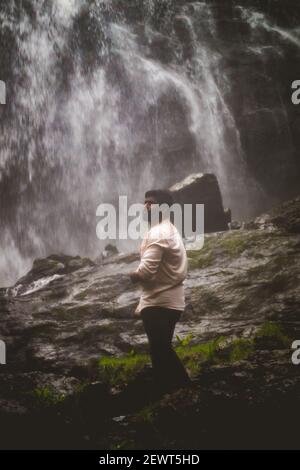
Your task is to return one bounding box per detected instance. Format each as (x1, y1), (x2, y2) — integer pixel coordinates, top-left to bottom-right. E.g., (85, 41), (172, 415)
(142, 205), (167, 227)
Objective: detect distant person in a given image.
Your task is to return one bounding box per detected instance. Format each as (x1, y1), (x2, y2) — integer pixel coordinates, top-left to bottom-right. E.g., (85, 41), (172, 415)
(130, 189), (192, 396)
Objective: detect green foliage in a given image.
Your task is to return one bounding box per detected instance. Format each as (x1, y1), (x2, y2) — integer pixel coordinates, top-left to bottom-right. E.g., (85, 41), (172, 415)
(175, 336), (225, 359)
(175, 336), (226, 376)
(175, 333), (193, 347)
(175, 334), (255, 369)
(98, 350), (150, 386)
(255, 322), (291, 347)
(34, 386), (65, 407)
(228, 339), (254, 362)
(97, 321), (290, 390)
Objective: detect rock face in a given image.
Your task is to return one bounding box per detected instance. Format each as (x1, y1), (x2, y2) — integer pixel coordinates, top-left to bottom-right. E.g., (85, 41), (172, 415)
(0, 195), (300, 449)
(170, 173), (231, 233)
(268, 196), (300, 234)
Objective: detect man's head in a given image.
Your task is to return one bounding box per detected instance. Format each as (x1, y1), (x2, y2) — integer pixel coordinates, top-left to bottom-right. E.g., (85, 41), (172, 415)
(144, 189), (174, 208)
(144, 189), (174, 224)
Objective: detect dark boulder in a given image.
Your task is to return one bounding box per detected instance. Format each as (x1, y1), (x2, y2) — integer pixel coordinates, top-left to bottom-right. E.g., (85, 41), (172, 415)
(169, 173), (231, 233)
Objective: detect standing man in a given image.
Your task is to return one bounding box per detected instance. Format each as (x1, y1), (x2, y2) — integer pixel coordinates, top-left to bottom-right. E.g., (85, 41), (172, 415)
(130, 189), (192, 396)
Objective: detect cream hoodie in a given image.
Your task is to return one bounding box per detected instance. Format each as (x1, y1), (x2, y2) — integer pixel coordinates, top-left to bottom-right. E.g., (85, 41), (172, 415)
(134, 218), (188, 315)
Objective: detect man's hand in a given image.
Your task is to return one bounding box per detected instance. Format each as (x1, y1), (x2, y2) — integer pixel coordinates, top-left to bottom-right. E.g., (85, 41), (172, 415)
(129, 271), (142, 284)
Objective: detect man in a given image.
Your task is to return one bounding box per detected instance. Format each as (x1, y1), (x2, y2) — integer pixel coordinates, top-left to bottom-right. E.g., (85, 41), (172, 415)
(130, 189), (192, 396)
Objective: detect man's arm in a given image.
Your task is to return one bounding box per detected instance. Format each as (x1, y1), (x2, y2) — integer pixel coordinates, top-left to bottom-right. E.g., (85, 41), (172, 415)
(129, 271), (143, 284)
(129, 238), (167, 284)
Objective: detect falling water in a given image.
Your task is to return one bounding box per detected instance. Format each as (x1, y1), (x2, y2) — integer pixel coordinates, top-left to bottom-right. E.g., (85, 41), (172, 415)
(0, 0), (298, 286)
(238, 6), (300, 49)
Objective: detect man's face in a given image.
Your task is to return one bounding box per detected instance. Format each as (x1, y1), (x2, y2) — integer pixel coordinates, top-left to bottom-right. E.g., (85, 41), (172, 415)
(143, 196), (158, 224)
(144, 197), (157, 213)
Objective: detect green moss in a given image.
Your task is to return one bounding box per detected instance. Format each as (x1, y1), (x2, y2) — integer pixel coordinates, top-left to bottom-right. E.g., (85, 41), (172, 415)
(34, 386), (66, 407)
(98, 350), (150, 386)
(187, 236), (216, 269)
(188, 250), (215, 269)
(228, 339), (254, 362)
(187, 231), (272, 269)
(255, 322), (291, 347)
(220, 235), (249, 256)
(218, 231), (270, 257)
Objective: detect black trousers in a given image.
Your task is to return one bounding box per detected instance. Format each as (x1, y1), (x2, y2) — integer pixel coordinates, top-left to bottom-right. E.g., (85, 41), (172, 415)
(141, 306), (192, 394)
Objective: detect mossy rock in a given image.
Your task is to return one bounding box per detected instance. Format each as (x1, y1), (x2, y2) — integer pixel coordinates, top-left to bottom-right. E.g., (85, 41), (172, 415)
(254, 322), (291, 349)
(187, 231), (278, 269)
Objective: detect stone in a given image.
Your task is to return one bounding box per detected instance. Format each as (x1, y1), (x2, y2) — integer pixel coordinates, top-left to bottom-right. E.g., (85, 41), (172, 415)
(269, 196), (300, 234)
(95, 244), (119, 264)
(169, 173), (230, 233)
(230, 220), (242, 230)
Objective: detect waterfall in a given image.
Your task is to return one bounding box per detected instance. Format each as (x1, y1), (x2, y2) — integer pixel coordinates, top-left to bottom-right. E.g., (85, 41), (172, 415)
(0, 0), (298, 286)
(238, 6), (300, 49)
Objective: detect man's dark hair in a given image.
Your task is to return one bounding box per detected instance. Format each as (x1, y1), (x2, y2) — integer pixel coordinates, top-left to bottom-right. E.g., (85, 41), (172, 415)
(145, 189), (174, 207)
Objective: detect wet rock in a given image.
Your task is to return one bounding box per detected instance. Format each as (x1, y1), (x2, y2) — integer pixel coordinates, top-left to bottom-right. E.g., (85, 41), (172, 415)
(269, 196), (300, 234)
(95, 244), (119, 264)
(147, 32), (173, 64)
(0, 194), (300, 448)
(15, 254), (95, 286)
(174, 15), (194, 60)
(229, 220), (242, 230)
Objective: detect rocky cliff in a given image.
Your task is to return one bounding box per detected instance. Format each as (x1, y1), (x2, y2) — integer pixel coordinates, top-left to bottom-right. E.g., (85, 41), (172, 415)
(0, 195), (300, 449)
